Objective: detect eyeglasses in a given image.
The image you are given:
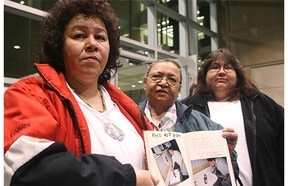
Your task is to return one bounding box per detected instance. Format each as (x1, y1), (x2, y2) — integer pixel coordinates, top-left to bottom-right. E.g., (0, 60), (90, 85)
(208, 63), (235, 73)
(147, 73), (181, 86)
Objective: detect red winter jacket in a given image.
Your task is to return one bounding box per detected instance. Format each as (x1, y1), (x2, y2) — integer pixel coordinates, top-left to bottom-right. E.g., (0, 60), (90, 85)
(4, 63), (153, 186)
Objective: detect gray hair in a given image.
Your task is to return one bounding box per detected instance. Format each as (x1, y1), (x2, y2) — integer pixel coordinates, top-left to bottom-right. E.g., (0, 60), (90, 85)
(145, 58), (182, 83)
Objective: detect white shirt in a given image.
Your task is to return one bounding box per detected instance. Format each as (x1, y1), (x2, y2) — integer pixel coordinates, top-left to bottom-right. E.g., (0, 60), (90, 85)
(208, 100), (252, 186)
(69, 85), (145, 170)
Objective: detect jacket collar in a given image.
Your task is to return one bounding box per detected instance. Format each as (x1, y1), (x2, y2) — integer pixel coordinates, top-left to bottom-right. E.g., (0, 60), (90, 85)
(34, 63), (73, 99)
(139, 99), (192, 119)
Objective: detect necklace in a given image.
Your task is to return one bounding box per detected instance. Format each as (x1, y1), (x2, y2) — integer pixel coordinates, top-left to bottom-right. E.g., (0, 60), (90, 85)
(74, 88), (106, 112)
(98, 88), (106, 112)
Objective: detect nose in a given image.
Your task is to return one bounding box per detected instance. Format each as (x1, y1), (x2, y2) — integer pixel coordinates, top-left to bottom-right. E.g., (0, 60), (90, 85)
(85, 36), (98, 51)
(217, 66), (226, 74)
(158, 77), (169, 86)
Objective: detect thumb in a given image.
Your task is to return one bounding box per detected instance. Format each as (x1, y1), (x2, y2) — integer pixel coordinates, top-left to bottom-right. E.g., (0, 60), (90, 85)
(152, 176), (160, 185)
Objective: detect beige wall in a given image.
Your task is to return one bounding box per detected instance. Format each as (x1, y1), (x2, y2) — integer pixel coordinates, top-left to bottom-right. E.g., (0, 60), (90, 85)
(218, 1), (284, 107)
(250, 64), (284, 107)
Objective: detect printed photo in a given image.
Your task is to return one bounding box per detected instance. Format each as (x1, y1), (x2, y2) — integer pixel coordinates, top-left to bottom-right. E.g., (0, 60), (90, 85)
(191, 157), (232, 186)
(151, 139), (189, 186)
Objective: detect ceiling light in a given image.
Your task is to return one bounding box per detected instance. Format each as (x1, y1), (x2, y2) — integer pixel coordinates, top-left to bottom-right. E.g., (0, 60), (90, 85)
(14, 45), (20, 49)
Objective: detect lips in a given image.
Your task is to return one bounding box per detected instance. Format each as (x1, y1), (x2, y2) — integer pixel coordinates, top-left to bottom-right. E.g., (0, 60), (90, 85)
(216, 78), (226, 83)
(83, 56), (99, 62)
(155, 89), (169, 95)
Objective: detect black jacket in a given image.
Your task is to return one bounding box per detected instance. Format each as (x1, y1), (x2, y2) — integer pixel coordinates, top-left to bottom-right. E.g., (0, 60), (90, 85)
(182, 89), (284, 186)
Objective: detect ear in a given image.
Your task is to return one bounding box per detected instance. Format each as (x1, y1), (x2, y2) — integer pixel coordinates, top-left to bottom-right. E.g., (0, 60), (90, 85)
(143, 78), (147, 90)
(178, 84), (182, 93)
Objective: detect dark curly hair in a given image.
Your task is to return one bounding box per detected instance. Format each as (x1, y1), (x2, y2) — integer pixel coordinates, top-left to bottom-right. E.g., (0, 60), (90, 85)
(197, 48), (254, 101)
(38, 0), (122, 84)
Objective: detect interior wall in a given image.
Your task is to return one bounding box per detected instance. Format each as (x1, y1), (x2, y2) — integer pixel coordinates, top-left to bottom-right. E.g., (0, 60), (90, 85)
(218, 1), (284, 66)
(217, 1), (284, 107)
(250, 64), (284, 107)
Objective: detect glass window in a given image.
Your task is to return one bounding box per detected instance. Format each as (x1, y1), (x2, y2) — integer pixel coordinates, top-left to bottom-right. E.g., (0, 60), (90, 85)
(198, 33), (211, 60)
(157, 0), (179, 12)
(197, 1), (210, 30)
(197, 1), (211, 61)
(10, 0), (57, 11)
(120, 42), (155, 59)
(109, 0), (148, 44)
(10, 0), (149, 44)
(157, 13), (179, 54)
(117, 57), (148, 104)
(4, 11), (41, 78)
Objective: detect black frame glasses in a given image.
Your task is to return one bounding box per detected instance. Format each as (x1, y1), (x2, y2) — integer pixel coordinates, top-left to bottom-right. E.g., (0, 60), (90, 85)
(208, 63), (235, 73)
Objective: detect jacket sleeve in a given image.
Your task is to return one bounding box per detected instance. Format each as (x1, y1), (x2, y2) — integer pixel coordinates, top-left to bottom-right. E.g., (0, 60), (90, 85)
(4, 81), (136, 186)
(260, 93), (284, 182)
(190, 110), (223, 130)
(7, 141), (135, 185)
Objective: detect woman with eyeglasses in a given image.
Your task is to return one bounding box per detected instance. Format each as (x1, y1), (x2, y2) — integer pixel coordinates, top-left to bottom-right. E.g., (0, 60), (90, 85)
(138, 58), (240, 182)
(182, 48), (284, 186)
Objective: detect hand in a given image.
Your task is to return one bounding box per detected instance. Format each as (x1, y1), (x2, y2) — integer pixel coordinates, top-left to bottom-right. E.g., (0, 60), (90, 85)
(222, 128), (238, 152)
(222, 173), (229, 181)
(135, 170), (159, 186)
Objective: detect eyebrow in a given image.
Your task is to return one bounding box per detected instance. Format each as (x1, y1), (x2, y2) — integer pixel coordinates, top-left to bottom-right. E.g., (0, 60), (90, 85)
(71, 25), (107, 33)
(151, 71), (177, 77)
(211, 62), (230, 65)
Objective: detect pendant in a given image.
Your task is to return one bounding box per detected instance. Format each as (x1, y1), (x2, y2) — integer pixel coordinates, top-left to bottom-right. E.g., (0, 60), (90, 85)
(103, 122), (125, 141)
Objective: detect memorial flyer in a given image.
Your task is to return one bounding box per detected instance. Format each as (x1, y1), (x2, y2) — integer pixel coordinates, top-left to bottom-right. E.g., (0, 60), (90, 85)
(144, 130), (236, 186)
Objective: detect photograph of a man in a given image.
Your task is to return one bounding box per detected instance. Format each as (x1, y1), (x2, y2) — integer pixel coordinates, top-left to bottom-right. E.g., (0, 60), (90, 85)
(207, 158), (231, 186)
(168, 147), (189, 182)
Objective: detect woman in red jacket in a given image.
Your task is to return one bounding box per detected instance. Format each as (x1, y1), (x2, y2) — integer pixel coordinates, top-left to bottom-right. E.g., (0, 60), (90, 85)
(4, 0), (159, 185)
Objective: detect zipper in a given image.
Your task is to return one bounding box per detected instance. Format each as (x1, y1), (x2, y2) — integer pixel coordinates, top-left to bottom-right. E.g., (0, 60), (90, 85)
(250, 99), (257, 184)
(36, 67), (86, 154)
